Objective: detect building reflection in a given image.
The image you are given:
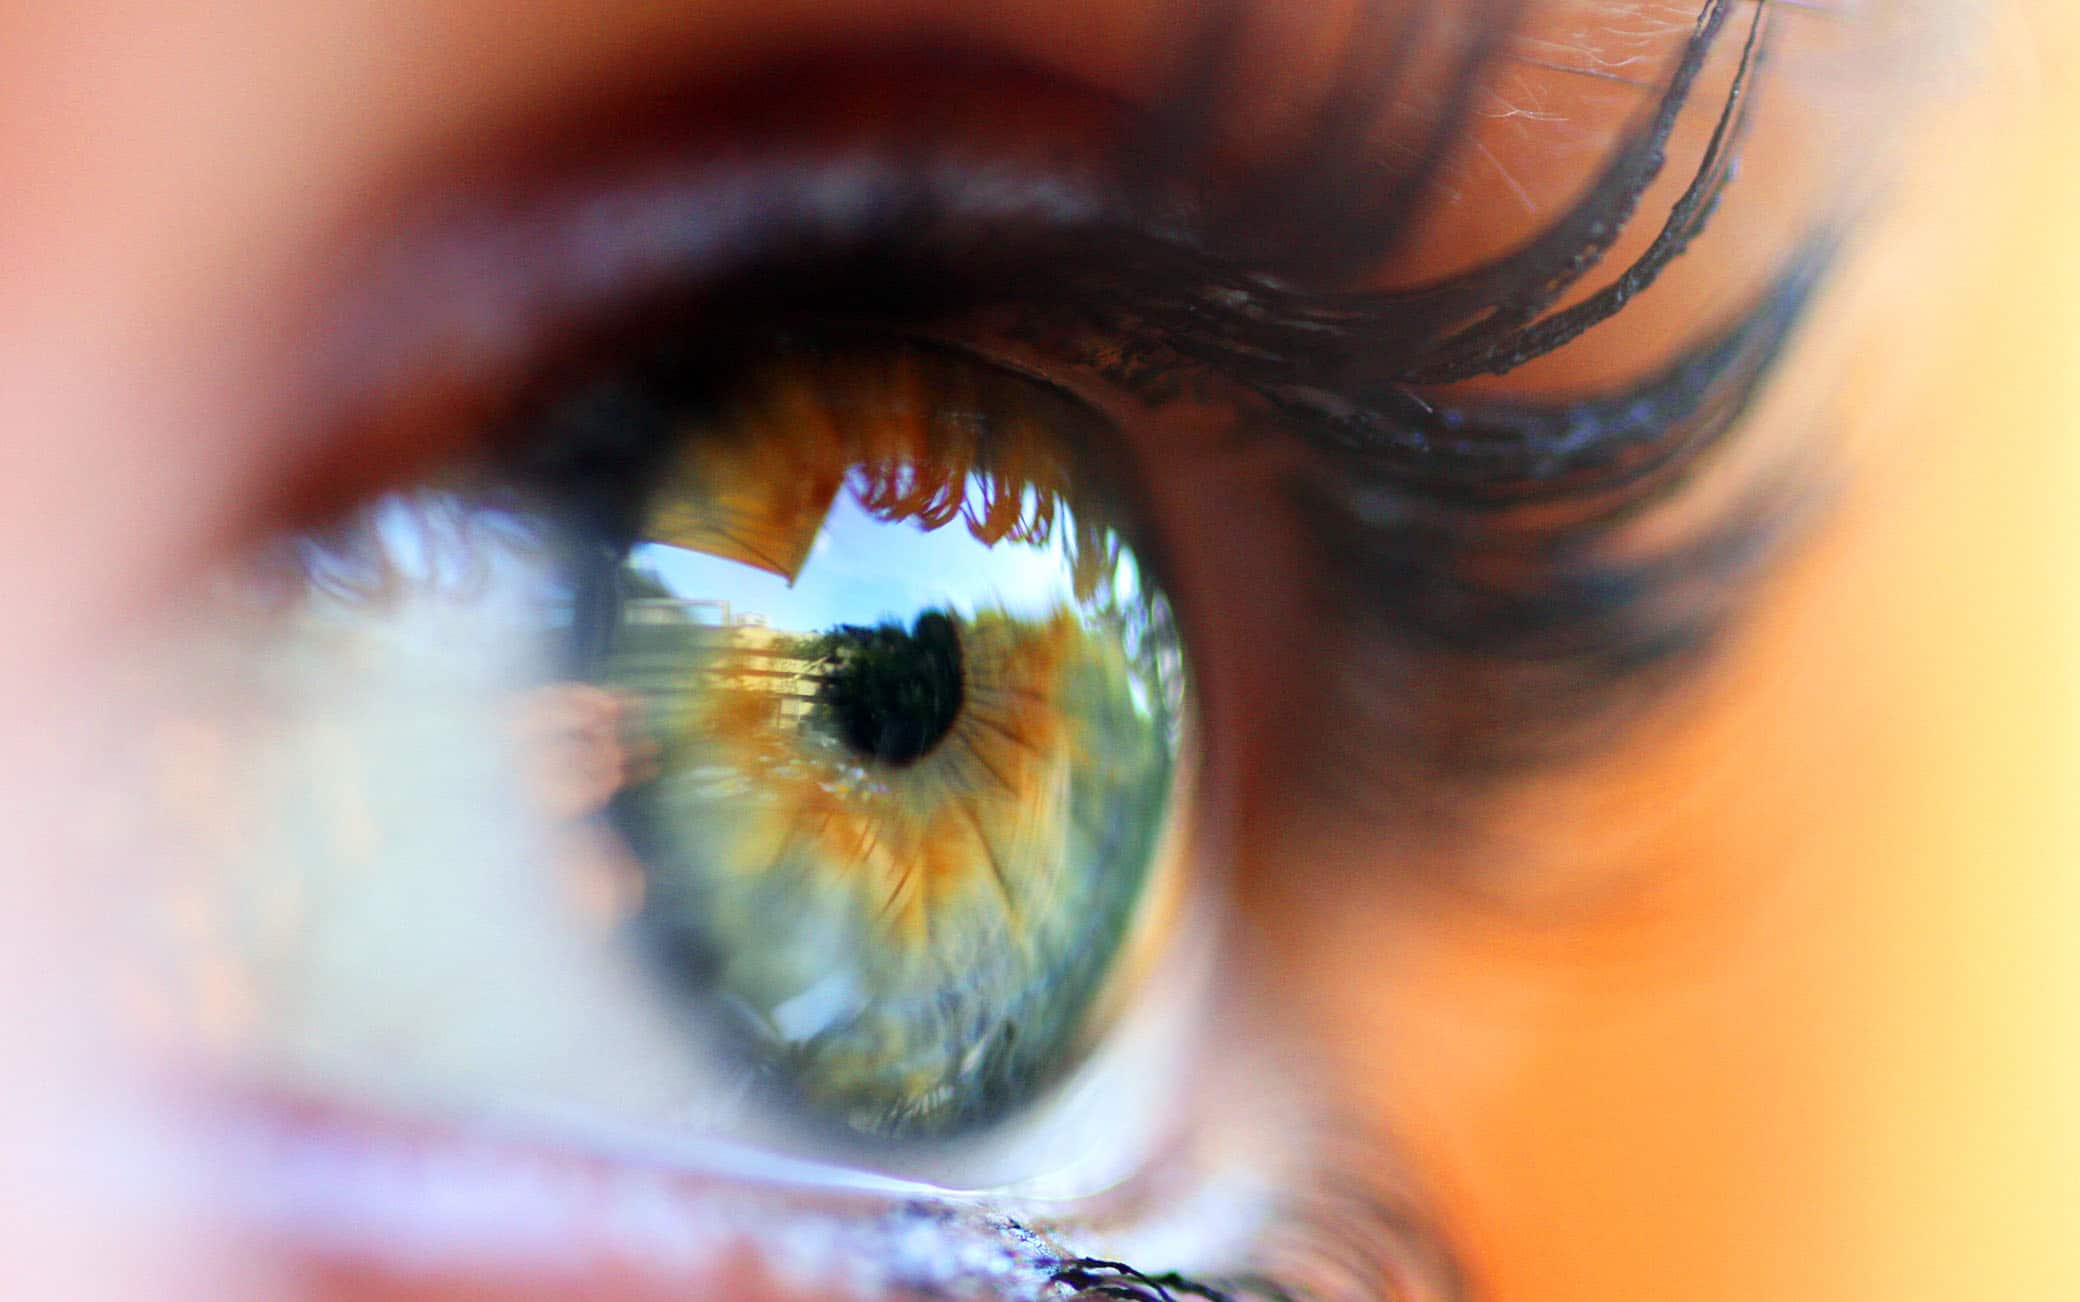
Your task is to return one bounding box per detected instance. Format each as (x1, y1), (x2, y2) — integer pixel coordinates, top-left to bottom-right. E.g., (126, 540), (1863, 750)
(614, 595), (823, 726)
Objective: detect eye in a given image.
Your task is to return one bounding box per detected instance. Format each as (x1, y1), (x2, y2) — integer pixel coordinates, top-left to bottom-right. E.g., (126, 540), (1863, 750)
(565, 337), (1189, 1140)
(99, 3), (1887, 1295)
(144, 327), (1204, 1183)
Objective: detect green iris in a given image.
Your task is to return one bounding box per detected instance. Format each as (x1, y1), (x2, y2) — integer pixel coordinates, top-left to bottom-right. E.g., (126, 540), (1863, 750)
(585, 342), (1189, 1139)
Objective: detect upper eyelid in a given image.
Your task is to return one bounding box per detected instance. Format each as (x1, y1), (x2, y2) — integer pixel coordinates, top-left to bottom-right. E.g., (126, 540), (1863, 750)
(221, 0), (1921, 539)
(282, 152), (1120, 523)
(265, 0), (1852, 622)
(301, 2), (1763, 460)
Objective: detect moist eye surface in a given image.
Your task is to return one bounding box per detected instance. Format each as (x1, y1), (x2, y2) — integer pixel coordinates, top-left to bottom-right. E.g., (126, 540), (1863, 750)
(557, 339), (1190, 1140)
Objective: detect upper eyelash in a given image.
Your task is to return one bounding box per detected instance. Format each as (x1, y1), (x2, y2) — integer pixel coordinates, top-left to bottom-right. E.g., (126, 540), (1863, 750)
(1280, 237), (1834, 504)
(1067, 0), (1772, 394)
(1393, 0), (1767, 385)
(1129, 0), (1523, 286)
(344, 0), (1823, 791)
(284, 0), (1844, 807)
(319, 1), (1794, 525)
(1057, 0), (1848, 790)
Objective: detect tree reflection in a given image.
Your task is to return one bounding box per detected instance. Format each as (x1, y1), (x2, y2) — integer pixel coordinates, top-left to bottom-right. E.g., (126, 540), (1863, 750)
(807, 611), (965, 766)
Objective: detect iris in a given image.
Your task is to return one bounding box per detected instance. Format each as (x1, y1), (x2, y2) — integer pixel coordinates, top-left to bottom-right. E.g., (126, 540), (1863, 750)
(577, 340), (1190, 1139)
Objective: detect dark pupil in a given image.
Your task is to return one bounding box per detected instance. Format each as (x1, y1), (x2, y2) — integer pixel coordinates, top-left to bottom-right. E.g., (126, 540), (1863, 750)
(814, 610), (966, 766)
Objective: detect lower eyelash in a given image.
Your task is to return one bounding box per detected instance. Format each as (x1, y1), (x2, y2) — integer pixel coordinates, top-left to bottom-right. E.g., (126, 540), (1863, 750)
(1019, 1129), (1468, 1302)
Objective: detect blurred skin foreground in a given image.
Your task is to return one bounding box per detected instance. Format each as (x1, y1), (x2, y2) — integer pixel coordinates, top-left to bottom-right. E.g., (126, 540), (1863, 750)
(1, 1), (2078, 1299)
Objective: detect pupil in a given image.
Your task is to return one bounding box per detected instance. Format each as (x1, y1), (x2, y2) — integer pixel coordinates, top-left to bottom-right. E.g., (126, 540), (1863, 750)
(814, 609), (965, 766)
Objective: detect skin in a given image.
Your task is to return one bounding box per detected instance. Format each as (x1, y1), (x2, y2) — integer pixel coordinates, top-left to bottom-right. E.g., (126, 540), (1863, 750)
(0, 1), (2074, 1298)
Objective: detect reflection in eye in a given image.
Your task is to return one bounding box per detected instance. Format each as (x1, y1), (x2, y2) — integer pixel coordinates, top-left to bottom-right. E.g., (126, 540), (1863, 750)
(134, 335), (1199, 1195)
(567, 342), (1191, 1139)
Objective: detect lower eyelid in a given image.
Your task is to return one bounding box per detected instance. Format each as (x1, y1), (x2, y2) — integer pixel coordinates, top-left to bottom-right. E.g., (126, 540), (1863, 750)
(121, 346), (1317, 1287)
(117, 593), (1407, 1298)
(163, 977), (1442, 1302)
(191, 1093), (1077, 1296)
(132, 916), (1334, 1300)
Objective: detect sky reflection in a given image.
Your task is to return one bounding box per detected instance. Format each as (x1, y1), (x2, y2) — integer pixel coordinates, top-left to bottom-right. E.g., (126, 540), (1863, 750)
(631, 477), (1086, 633)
